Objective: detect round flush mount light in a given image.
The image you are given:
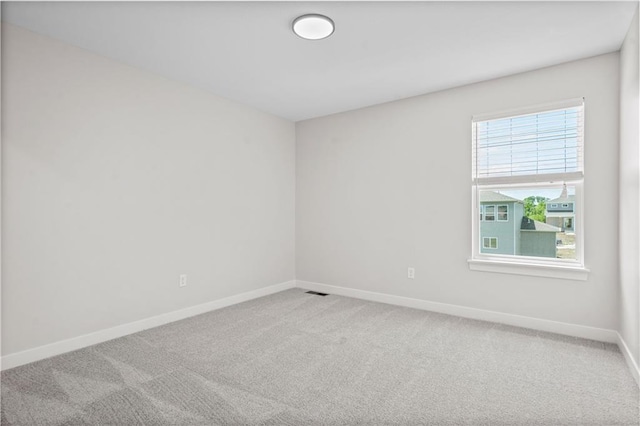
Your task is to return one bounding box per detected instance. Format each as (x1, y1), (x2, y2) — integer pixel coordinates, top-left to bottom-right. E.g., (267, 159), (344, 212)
(292, 14), (334, 40)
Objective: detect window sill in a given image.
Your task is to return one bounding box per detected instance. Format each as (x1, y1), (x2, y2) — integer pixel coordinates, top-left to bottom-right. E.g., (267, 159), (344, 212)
(467, 258), (589, 281)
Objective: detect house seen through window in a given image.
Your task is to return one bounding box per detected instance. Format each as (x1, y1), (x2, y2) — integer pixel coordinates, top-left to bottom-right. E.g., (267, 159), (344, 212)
(472, 99), (584, 266)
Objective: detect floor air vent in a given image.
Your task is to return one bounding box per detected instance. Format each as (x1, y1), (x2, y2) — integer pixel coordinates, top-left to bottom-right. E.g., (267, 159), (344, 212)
(306, 291), (329, 296)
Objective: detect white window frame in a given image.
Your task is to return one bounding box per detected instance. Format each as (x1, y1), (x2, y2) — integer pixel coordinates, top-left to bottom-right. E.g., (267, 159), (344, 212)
(484, 205), (496, 221)
(468, 99), (588, 281)
(496, 205), (508, 222)
(483, 237), (498, 249)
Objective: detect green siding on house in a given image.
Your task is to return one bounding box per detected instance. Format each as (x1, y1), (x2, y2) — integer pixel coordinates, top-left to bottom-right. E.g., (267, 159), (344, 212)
(520, 231), (558, 258)
(513, 203), (523, 255)
(480, 194), (557, 257)
(480, 201), (518, 255)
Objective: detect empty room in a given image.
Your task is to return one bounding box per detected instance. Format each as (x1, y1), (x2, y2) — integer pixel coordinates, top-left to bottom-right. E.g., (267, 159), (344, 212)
(1, 1), (639, 425)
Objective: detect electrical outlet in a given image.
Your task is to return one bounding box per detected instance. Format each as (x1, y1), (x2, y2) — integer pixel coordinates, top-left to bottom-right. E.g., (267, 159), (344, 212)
(407, 267), (415, 279)
(179, 274), (187, 287)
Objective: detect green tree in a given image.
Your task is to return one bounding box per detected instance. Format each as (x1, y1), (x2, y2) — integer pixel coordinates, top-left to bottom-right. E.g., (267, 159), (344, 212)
(524, 196), (547, 222)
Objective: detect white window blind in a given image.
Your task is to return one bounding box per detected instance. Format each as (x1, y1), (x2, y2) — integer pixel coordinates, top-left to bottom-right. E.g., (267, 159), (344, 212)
(472, 99), (584, 185)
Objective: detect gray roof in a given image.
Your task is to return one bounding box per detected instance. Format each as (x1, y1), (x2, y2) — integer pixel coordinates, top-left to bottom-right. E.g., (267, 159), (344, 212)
(479, 191), (522, 204)
(520, 217), (561, 232)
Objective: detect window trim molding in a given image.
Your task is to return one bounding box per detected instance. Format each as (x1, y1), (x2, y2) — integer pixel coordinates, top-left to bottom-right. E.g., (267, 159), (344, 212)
(470, 99), (587, 280)
(467, 258), (589, 281)
(471, 97), (584, 123)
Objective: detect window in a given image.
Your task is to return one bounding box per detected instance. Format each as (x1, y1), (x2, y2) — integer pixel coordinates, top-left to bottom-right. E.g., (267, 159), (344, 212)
(480, 205), (507, 221)
(469, 99), (586, 280)
(484, 205), (495, 221)
(483, 237), (498, 249)
(497, 205), (508, 221)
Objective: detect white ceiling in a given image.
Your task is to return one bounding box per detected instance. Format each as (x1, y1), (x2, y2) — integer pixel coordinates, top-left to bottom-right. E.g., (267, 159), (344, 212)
(2, 1), (637, 121)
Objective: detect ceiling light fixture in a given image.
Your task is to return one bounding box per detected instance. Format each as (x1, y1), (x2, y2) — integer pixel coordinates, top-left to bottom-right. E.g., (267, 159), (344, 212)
(292, 14), (334, 40)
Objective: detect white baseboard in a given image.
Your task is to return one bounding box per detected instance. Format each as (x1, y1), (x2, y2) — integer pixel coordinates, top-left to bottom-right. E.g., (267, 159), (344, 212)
(1, 280), (295, 371)
(296, 280), (619, 344)
(301, 279), (640, 387)
(617, 332), (640, 387)
(6, 278), (636, 388)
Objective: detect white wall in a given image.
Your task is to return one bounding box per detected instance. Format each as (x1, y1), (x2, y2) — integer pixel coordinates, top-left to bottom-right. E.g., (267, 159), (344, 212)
(1, 24), (295, 356)
(619, 7), (640, 366)
(297, 53), (620, 330)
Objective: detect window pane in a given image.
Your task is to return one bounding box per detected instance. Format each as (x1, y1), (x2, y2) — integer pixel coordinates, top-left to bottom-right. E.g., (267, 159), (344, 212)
(478, 186), (576, 260)
(484, 205), (495, 221)
(483, 237), (497, 249)
(474, 106), (583, 180)
(497, 205), (508, 221)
